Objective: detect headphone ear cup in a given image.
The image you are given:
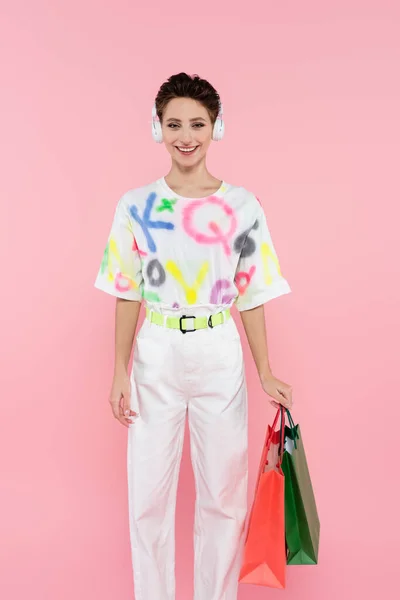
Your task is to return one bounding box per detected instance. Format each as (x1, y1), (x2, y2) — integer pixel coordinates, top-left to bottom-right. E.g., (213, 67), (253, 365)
(151, 104), (163, 143)
(212, 102), (225, 141)
(152, 121), (163, 143)
(212, 117), (225, 142)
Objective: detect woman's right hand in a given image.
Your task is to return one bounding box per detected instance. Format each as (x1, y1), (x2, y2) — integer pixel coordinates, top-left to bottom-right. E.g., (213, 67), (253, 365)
(109, 370), (138, 427)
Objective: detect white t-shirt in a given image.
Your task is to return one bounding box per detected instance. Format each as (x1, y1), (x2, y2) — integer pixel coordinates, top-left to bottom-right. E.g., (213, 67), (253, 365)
(94, 177), (291, 312)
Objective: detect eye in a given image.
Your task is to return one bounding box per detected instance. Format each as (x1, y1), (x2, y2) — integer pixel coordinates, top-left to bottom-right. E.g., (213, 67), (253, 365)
(193, 123), (205, 128)
(167, 123), (179, 129)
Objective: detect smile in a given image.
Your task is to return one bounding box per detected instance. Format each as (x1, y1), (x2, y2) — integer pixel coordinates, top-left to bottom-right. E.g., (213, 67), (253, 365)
(175, 146), (199, 156)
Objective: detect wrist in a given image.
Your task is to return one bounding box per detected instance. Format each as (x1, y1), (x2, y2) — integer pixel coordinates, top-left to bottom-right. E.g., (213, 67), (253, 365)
(114, 361), (129, 378)
(259, 365), (273, 382)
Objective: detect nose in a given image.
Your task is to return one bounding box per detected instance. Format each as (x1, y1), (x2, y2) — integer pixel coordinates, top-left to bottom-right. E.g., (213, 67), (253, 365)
(179, 126), (193, 144)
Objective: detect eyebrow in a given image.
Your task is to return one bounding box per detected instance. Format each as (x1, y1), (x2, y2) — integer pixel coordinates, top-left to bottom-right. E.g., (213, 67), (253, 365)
(165, 117), (207, 123)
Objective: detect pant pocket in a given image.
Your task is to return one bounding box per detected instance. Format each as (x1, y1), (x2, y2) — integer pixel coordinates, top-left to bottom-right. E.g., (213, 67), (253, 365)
(199, 328), (243, 372)
(132, 330), (172, 381)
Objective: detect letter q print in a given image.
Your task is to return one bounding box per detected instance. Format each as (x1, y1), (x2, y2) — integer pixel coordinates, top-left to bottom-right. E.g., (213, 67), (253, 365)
(182, 196), (237, 256)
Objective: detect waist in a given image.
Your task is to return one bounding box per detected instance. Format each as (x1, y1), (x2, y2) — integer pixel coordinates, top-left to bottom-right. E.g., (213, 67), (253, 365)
(143, 301), (232, 318)
(145, 304), (231, 333)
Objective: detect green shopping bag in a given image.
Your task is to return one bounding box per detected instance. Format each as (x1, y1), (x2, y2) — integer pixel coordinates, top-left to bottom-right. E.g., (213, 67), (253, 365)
(280, 408), (320, 565)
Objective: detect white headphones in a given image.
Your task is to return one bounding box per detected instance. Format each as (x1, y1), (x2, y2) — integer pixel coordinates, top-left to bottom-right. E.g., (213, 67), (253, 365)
(151, 101), (225, 144)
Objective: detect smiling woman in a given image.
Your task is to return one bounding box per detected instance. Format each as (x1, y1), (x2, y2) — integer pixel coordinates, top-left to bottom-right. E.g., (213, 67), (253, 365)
(150, 73), (225, 182)
(160, 96), (218, 164)
(94, 72), (292, 600)
(166, 114), (208, 152)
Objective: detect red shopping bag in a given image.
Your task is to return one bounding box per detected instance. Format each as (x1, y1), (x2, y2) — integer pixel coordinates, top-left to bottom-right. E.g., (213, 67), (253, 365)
(239, 408), (286, 588)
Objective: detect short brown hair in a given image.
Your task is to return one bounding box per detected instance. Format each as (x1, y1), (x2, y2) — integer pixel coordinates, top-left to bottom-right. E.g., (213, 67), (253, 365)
(155, 72), (221, 125)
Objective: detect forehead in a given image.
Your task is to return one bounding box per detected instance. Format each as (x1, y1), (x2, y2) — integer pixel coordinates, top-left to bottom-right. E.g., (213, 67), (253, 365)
(163, 97), (209, 121)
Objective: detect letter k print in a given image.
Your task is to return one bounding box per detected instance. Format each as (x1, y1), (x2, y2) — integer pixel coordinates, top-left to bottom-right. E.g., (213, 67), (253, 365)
(129, 192), (174, 252)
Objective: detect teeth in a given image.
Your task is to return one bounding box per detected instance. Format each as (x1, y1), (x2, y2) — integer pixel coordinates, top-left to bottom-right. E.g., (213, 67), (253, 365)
(178, 147), (197, 152)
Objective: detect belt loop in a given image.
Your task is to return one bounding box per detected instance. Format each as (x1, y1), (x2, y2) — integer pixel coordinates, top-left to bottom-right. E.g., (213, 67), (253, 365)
(149, 308), (156, 326)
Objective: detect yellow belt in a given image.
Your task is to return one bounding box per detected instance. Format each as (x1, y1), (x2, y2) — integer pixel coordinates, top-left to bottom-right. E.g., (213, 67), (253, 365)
(145, 307), (231, 334)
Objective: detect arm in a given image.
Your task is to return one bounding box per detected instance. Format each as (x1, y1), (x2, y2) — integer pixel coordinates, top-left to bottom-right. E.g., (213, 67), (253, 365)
(240, 304), (272, 378)
(235, 196), (292, 409)
(240, 304), (292, 410)
(114, 298), (141, 374)
(109, 298), (142, 427)
(94, 193), (145, 427)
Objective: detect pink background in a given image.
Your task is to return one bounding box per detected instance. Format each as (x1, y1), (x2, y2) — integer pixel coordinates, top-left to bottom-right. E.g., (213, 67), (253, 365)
(1, 1), (399, 598)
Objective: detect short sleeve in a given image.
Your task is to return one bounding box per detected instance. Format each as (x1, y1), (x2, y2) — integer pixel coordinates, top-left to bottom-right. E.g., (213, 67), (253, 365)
(94, 195), (143, 301)
(234, 201), (291, 311)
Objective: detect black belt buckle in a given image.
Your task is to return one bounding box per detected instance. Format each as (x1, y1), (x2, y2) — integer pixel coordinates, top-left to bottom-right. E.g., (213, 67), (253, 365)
(208, 315), (214, 329)
(179, 314), (196, 334)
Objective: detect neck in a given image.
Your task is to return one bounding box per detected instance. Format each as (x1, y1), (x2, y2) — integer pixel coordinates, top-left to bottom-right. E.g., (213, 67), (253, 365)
(165, 159), (213, 188)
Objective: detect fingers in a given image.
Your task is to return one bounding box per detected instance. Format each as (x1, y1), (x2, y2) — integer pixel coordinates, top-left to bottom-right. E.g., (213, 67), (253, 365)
(278, 397), (292, 410)
(109, 385), (137, 428)
(109, 396), (127, 427)
(270, 386), (293, 410)
(121, 384), (138, 423)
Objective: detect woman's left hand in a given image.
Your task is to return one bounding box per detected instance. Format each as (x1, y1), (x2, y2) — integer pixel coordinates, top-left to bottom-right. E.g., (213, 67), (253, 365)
(260, 373), (293, 410)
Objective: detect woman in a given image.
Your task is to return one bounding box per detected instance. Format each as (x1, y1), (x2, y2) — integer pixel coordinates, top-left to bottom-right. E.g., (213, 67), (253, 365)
(94, 72), (293, 600)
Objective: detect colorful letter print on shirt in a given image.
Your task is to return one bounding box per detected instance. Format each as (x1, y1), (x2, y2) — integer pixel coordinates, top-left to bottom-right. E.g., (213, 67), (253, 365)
(94, 178), (291, 310)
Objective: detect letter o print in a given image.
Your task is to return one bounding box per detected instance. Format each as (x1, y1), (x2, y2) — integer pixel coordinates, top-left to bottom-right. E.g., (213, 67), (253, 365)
(147, 259), (166, 287)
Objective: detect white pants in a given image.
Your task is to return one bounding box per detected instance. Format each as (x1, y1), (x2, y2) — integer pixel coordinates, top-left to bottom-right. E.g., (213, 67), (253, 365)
(127, 307), (248, 600)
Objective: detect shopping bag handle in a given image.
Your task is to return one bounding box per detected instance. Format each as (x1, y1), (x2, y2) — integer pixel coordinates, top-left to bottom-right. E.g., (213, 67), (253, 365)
(284, 408), (299, 450)
(265, 407), (299, 469)
(277, 406), (285, 467)
(269, 407), (281, 436)
(265, 407), (286, 468)
(285, 408), (296, 432)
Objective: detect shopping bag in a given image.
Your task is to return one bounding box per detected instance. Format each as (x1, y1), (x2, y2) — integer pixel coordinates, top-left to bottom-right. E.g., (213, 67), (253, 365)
(239, 408), (286, 588)
(281, 409), (320, 565)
